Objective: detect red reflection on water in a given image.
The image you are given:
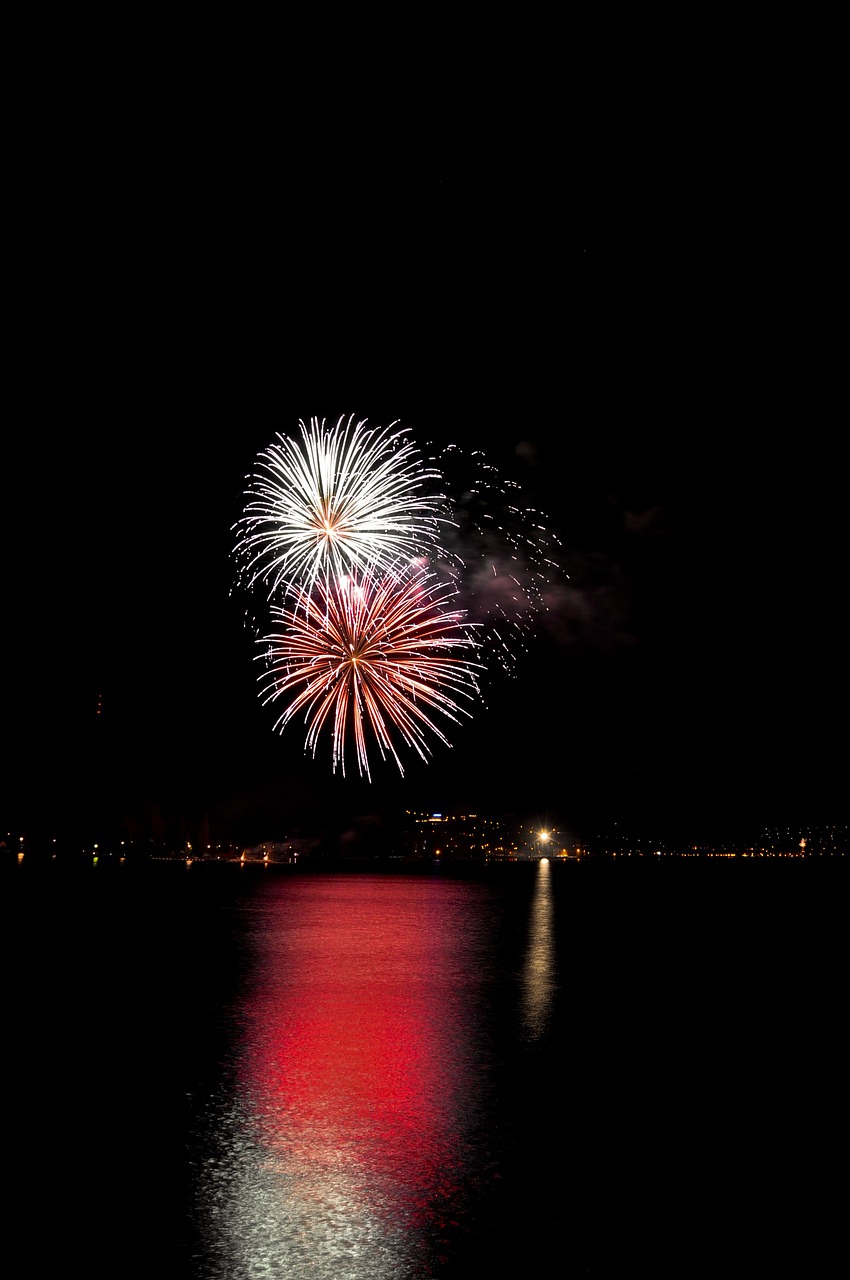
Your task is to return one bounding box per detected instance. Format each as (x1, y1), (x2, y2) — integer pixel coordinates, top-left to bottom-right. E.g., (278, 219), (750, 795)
(239, 876), (478, 1238)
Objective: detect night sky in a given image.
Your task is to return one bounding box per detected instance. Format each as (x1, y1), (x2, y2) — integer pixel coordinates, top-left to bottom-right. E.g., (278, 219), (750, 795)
(5, 84), (843, 850)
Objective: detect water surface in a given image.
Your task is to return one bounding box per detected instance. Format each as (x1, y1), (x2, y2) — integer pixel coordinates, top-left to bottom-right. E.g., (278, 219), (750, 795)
(5, 857), (842, 1277)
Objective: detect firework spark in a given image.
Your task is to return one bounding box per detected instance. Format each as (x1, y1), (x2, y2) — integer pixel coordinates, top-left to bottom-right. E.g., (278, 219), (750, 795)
(257, 562), (483, 780)
(233, 414), (449, 601)
(423, 444), (567, 677)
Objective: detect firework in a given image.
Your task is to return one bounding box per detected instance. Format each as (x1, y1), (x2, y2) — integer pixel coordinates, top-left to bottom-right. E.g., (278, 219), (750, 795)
(233, 414), (449, 601)
(257, 561), (483, 780)
(233, 415), (568, 779)
(423, 444), (567, 677)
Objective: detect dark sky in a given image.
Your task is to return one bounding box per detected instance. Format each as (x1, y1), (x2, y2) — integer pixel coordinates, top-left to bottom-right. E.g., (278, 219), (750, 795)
(4, 75), (844, 848)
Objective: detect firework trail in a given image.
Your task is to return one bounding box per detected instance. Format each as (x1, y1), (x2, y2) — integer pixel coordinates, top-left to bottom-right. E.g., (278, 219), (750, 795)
(256, 561), (483, 780)
(422, 443), (566, 677)
(232, 414), (449, 603)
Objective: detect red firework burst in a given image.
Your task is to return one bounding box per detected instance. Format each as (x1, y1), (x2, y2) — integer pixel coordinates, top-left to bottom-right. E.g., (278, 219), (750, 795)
(257, 563), (483, 779)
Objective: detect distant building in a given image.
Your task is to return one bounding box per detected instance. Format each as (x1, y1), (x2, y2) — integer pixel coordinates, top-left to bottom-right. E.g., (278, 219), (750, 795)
(403, 810), (521, 861)
(758, 824), (847, 857)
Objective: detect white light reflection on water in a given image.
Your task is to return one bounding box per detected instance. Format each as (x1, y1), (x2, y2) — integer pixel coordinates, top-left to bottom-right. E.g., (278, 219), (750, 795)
(520, 858), (556, 1040)
(193, 874), (502, 1279)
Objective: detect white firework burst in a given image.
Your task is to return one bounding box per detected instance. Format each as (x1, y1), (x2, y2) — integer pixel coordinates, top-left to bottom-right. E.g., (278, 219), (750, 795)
(233, 414), (450, 601)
